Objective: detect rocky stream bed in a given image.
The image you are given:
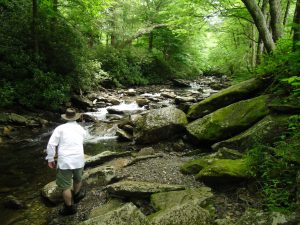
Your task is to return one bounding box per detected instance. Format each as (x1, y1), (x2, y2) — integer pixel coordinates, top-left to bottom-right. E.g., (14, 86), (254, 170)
(0, 76), (299, 225)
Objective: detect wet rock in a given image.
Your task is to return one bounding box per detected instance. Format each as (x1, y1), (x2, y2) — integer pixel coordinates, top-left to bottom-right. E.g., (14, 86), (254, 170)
(161, 91), (177, 99)
(85, 151), (132, 168)
(149, 199), (211, 225)
(3, 195), (26, 209)
(79, 203), (150, 225)
(187, 77), (271, 120)
(175, 96), (195, 104)
(71, 95), (93, 110)
(107, 97), (121, 105)
(133, 106), (188, 144)
(106, 180), (185, 198)
(116, 127), (133, 141)
(172, 79), (191, 88)
(136, 147), (155, 156)
(212, 115), (290, 152)
(84, 165), (116, 185)
(125, 89), (137, 96)
(107, 107), (124, 115)
(195, 159), (252, 184)
(150, 187), (213, 211)
(136, 98), (150, 107)
(0, 113), (28, 126)
(186, 95), (269, 143)
(41, 181), (62, 203)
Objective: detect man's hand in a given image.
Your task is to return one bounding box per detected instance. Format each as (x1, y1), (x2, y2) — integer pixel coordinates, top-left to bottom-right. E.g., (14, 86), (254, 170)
(48, 161), (56, 169)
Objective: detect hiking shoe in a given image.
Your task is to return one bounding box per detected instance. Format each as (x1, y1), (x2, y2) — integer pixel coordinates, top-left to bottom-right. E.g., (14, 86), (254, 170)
(59, 204), (77, 216)
(73, 189), (86, 204)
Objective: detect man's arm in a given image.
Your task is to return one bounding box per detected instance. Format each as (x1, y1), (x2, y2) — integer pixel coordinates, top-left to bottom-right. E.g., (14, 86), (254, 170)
(46, 128), (60, 169)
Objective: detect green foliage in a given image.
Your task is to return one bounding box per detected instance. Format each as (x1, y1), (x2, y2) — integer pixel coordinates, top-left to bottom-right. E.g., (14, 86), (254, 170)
(95, 46), (176, 86)
(256, 38), (300, 79)
(0, 82), (15, 107)
(15, 69), (70, 110)
(246, 146), (298, 212)
(246, 114), (300, 212)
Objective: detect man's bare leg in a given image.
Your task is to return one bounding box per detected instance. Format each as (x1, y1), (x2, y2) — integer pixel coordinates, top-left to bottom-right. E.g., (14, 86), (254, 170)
(62, 189), (72, 206)
(73, 181), (82, 195)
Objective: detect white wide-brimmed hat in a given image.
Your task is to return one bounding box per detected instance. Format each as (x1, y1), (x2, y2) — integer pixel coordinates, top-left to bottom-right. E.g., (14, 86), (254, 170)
(61, 108), (81, 121)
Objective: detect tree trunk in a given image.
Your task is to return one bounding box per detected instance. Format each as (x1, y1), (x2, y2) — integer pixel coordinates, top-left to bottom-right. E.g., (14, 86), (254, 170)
(242, 0), (275, 53)
(256, 0), (269, 63)
(283, 0), (291, 25)
(293, 0), (300, 51)
(269, 0), (282, 42)
(251, 24), (257, 68)
(32, 0), (38, 59)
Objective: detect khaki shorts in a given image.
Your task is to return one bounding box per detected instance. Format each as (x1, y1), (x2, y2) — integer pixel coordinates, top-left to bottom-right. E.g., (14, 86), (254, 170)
(56, 168), (84, 190)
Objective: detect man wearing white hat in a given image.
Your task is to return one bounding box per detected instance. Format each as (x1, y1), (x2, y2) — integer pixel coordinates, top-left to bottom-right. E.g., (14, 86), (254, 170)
(46, 108), (87, 216)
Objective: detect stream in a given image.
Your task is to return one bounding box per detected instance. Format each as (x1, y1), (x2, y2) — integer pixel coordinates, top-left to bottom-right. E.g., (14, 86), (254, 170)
(0, 77), (226, 225)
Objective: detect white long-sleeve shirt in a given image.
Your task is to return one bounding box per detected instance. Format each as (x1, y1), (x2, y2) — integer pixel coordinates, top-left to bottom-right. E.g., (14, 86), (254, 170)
(46, 121), (87, 169)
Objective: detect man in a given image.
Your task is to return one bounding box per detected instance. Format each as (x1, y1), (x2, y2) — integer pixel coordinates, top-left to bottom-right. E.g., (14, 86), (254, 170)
(46, 108), (87, 216)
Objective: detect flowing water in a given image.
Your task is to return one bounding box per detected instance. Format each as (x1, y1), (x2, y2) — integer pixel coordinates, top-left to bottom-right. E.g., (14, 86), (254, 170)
(0, 102), (146, 225)
(0, 80), (220, 225)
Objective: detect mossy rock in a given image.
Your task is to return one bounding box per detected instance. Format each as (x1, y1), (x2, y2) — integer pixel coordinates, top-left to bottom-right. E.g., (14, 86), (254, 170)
(180, 149), (243, 175)
(186, 95), (269, 143)
(148, 200), (212, 225)
(150, 187), (213, 211)
(0, 113), (28, 126)
(133, 106), (188, 144)
(89, 199), (124, 219)
(180, 157), (217, 174)
(212, 115), (290, 152)
(79, 203), (150, 225)
(195, 159), (252, 184)
(187, 77), (269, 120)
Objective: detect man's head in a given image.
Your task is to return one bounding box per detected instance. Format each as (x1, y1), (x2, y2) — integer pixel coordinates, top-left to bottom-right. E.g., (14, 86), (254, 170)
(61, 108), (81, 121)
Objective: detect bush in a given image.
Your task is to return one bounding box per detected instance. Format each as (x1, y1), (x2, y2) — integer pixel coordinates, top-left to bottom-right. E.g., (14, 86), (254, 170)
(0, 82), (15, 107)
(246, 115), (300, 212)
(15, 69), (70, 110)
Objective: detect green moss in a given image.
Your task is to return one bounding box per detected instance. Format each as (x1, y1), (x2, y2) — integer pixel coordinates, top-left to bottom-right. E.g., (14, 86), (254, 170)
(196, 159), (252, 180)
(187, 78), (266, 119)
(180, 158), (212, 174)
(186, 95), (269, 142)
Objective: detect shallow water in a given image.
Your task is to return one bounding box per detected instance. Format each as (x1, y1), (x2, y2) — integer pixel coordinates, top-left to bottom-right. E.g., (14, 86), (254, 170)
(0, 81), (220, 224)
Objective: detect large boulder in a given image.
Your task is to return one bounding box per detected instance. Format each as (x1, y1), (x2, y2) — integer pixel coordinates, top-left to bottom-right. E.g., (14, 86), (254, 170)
(71, 95), (93, 110)
(79, 203), (150, 225)
(180, 149), (243, 175)
(133, 106), (188, 144)
(212, 115), (290, 152)
(187, 77), (269, 120)
(149, 200), (212, 225)
(150, 187), (213, 211)
(186, 95), (269, 143)
(195, 159), (252, 184)
(105, 180), (185, 198)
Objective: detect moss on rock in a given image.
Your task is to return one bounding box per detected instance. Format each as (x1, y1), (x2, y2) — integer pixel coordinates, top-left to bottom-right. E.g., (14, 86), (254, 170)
(186, 95), (269, 143)
(187, 78), (268, 120)
(195, 159), (252, 183)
